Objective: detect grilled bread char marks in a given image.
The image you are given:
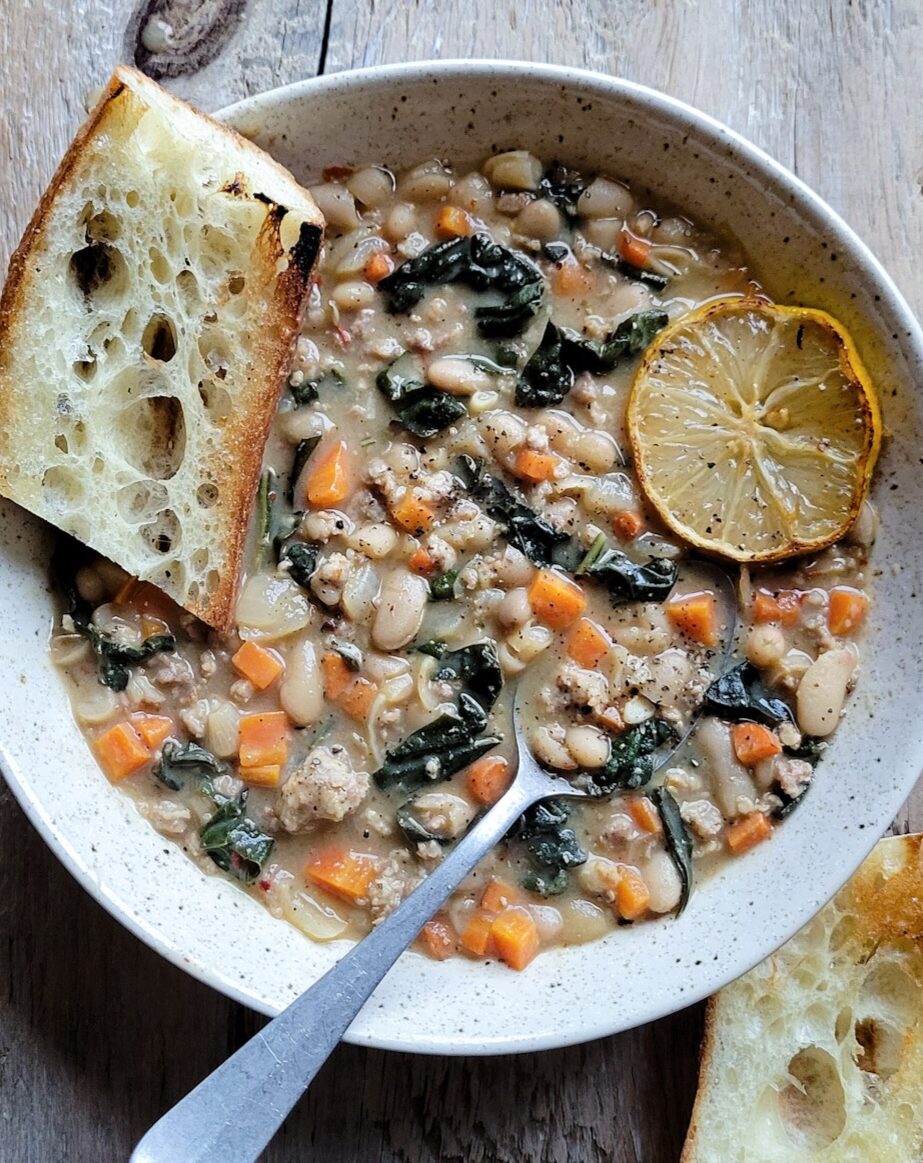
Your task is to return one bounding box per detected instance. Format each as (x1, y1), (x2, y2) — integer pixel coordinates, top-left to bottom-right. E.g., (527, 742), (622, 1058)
(0, 65), (323, 631)
(682, 834), (923, 1163)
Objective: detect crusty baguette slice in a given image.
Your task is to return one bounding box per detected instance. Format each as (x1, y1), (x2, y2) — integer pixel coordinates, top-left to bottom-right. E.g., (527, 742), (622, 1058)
(682, 834), (923, 1163)
(0, 65), (323, 631)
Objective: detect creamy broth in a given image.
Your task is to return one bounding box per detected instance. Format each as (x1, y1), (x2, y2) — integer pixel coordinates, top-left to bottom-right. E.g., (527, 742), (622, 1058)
(52, 153), (875, 968)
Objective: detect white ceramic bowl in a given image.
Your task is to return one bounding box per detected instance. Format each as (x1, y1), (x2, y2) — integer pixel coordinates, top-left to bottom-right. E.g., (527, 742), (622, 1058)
(2, 61), (922, 1055)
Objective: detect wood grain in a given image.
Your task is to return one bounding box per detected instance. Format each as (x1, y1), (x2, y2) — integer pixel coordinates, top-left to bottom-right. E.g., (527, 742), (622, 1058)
(0, 2), (921, 1160)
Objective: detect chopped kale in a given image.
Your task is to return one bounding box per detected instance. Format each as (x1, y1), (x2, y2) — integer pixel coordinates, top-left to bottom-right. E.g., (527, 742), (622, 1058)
(411, 638), (449, 659)
(256, 468), (301, 567)
(514, 798), (587, 896)
(585, 546), (678, 603)
(154, 741), (227, 793)
(774, 781), (811, 820)
(703, 661), (793, 727)
(280, 541), (319, 590)
(559, 310), (669, 373)
(333, 641), (363, 671)
(374, 692), (501, 793)
(199, 795), (274, 884)
(52, 536), (175, 691)
(287, 436), (321, 505)
(521, 868), (569, 897)
(378, 233), (544, 338)
(651, 786), (693, 914)
(584, 719), (677, 795)
(538, 164), (588, 221)
(613, 259), (670, 290)
(428, 570), (459, 601)
(289, 379), (319, 406)
(433, 641), (503, 711)
(515, 322), (575, 408)
(454, 455), (572, 567)
(376, 356), (467, 438)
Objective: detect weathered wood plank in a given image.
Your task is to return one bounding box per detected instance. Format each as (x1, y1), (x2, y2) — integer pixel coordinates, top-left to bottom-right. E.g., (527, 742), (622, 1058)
(0, 2), (921, 1161)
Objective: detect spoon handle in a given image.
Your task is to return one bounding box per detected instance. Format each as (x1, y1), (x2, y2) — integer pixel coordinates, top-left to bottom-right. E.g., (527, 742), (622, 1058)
(130, 775), (540, 1163)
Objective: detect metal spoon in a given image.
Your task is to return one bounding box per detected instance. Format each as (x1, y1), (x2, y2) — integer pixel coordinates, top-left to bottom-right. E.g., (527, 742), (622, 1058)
(131, 565), (736, 1163)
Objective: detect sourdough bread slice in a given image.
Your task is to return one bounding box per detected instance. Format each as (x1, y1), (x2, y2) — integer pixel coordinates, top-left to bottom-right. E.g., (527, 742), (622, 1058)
(682, 834), (923, 1163)
(0, 65), (323, 630)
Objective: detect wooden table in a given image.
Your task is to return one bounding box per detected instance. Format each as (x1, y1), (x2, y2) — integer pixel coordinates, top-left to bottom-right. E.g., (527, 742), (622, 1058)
(1, 3), (921, 1159)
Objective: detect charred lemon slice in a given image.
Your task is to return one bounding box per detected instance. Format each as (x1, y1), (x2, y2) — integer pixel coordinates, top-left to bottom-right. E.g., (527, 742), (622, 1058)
(627, 298), (881, 563)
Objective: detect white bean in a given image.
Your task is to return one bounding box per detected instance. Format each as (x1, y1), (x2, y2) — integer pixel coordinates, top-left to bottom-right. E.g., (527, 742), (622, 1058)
(346, 165), (395, 208)
(746, 624), (786, 668)
(236, 574), (312, 639)
(382, 202), (418, 242)
(565, 725), (611, 769)
(796, 647), (857, 737)
(76, 565), (105, 604)
(584, 217), (623, 252)
(495, 546), (535, 587)
(483, 150), (543, 191)
(514, 198), (561, 241)
(412, 792), (474, 839)
(341, 562), (380, 624)
(577, 176), (634, 219)
(398, 160), (453, 202)
(644, 851), (682, 914)
(697, 716), (755, 817)
(348, 523), (398, 559)
(205, 699), (241, 758)
(308, 183), (361, 231)
(372, 568), (428, 651)
(507, 622), (554, 662)
(496, 587), (532, 628)
(73, 680), (119, 726)
(427, 357), (492, 396)
(449, 172), (494, 214)
(50, 633), (89, 667)
(572, 431), (618, 473)
(532, 724), (577, 770)
(529, 904), (564, 943)
(332, 280), (375, 311)
(279, 638), (324, 727)
(478, 410), (527, 457)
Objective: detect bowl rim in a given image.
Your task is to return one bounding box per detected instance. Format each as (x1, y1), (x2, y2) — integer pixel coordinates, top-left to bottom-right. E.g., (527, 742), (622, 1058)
(3, 57), (922, 1056)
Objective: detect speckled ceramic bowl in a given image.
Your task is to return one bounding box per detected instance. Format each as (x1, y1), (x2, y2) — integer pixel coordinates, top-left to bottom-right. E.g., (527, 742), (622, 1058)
(2, 61), (922, 1054)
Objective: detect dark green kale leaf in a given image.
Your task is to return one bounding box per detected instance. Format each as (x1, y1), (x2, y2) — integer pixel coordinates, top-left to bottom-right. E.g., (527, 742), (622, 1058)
(256, 469), (301, 567)
(428, 570), (459, 601)
(613, 260), (669, 290)
(513, 798), (588, 895)
(374, 692), (501, 793)
(433, 641), (503, 711)
(515, 322), (575, 408)
(379, 234), (544, 338)
(287, 436), (321, 505)
(200, 795), (274, 883)
(703, 661), (793, 727)
(584, 719), (677, 795)
(52, 535), (176, 691)
(154, 741), (227, 793)
(521, 868), (569, 896)
(651, 786), (693, 914)
(454, 455), (572, 566)
(411, 638), (448, 658)
(281, 541), (319, 590)
(585, 546), (678, 603)
(395, 800), (451, 847)
(538, 165), (588, 221)
(289, 379), (319, 406)
(559, 310), (669, 373)
(376, 358), (467, 438)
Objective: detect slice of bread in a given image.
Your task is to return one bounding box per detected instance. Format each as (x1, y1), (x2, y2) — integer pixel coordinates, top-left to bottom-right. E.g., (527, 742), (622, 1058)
(0, 66), (323, 630)
(682, 834), (923, 1163)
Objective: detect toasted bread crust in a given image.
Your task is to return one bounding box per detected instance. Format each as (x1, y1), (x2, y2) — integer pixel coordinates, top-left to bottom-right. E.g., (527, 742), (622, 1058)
(0, 66), (323, 631)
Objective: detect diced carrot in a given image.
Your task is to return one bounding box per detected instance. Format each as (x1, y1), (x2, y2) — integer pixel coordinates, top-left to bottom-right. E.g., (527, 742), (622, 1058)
(306, 439), (353, 508)
(828, 587), (870, 637)
(566, 617), (611, 669)
(490, 906), (541, 971)
(466, 754), (512, 805)
(231, 640), (284, 691)
(618, 228), (652, 269)
(239, 764), (282, 787)
(305, 846), (381, 903)
(238, 711), (288, 767)
(116, 578), (182, 624)
(131, 714), (173, 750)
(419, 919), (457, 961)
(752, 589), (802, 628)
(731, 722), (782, 766)
(390, 491), (436, 535)
(552, 257), (594, 296)
(95, 722), (151, 781)
(726, 812), (773, 854)
(408, 545), (438, 576)
(666, 591), (718, 647)
(612, 509), (644, 540)
(363, 250), (395, 284)
(322, 164), (354, 182)
(141, 615), (170, 639)
(512, 447), (559, 483)
(339, 677), (379, 721)
(321, 652), (353, 701)
(460, 909), (495, 957)
(435, 205), (475, 238)
(481, 877), (523, 913)
(614, 866), (651, 921)
(627, 797), (662, 834)
(527, 568), (587, 630)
